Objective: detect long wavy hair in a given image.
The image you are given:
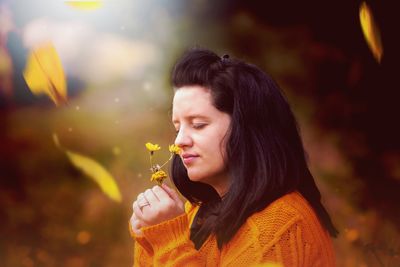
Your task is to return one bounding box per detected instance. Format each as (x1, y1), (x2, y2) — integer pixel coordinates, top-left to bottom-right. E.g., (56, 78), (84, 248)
(170, 48), (338, 250)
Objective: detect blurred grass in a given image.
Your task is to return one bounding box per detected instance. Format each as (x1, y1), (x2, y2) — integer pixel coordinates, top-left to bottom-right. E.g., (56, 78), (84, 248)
(0, 79), (177, 266)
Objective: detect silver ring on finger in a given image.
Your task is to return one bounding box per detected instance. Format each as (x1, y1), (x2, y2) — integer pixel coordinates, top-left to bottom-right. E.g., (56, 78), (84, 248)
(137, 197), (150, 210)
(139, 201), (150, 209)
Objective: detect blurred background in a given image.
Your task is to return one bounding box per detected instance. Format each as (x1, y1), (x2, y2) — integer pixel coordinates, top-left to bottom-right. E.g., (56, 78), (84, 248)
(0, 0), (399, 266)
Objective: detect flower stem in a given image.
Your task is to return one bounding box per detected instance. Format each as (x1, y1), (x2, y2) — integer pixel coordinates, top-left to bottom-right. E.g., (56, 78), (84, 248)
(159, 153), (173, 169)
(150, 153), (154, 171)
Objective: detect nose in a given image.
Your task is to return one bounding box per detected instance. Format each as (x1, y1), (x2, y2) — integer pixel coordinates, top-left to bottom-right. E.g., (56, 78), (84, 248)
(174, 127), (192, 148)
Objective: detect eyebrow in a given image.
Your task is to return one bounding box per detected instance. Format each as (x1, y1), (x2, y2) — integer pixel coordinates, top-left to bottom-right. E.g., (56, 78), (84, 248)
(172, 114), (209, 124)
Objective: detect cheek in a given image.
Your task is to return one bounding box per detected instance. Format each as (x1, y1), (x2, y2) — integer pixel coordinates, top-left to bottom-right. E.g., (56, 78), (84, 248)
(204, 138), (227, 170)
(200, 129), (228, 160)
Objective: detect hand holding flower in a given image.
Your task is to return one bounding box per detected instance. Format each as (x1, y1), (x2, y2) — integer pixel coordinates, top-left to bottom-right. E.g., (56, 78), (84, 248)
(130, 142), (183, 234)
(132, 183), (185, 228)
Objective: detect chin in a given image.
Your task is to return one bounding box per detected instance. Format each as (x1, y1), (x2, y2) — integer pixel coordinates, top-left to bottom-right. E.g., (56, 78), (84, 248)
(187, 175), (202, 182)
(187, 171), (205, 182)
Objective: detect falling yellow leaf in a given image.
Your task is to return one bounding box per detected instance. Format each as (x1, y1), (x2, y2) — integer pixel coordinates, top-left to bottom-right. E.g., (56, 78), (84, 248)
(65, 1), (102, 10)
(53, 134), (121, 202)
(23, 43), (67, 106)
(65, 150), (122, 202)
(359, 2), (384, 63)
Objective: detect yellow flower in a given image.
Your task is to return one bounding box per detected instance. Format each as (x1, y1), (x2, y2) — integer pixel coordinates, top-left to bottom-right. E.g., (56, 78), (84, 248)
(145, 142), (161, 152)
(151, 170), (168, 184)
(168, 144), (181, 154)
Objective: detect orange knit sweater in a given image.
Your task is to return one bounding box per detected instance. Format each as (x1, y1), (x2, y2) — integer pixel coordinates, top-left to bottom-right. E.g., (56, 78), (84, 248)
(129, 191), (336, 266)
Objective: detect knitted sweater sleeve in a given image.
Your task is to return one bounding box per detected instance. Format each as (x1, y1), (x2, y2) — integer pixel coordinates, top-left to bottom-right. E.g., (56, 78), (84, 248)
(128, 221), (154, 266)
(130, 201), (205, 266)
(140, 212), (205, 266)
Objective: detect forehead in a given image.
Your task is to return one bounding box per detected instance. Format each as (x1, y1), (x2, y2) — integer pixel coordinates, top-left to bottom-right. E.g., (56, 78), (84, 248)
(172, 85), (214, 120)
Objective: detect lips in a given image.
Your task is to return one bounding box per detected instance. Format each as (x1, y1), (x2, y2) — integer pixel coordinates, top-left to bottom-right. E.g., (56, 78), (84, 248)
(182, 153), (199, 164)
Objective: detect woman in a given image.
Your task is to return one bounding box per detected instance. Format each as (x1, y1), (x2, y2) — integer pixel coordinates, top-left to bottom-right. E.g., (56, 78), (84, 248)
(129, 48), (338, 266)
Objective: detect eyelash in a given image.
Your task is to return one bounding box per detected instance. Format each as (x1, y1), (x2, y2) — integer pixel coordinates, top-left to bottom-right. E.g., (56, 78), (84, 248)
(193, 123), (206, 129)
(174, 123), (206, 134)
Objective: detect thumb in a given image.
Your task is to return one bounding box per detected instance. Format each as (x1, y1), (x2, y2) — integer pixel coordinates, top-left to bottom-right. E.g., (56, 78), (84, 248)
(162, 183), (181, 203)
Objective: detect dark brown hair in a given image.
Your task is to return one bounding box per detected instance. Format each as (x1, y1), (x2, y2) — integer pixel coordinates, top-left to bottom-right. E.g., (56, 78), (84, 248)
(170, 48), (338, 250)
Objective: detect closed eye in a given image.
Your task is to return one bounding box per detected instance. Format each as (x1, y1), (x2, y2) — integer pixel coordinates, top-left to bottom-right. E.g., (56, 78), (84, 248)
(193, 123), (207, 129)
(173, 123), (207, 134)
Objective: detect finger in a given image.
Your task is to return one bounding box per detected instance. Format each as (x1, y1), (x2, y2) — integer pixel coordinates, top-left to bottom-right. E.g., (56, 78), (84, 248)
(133, 198), (147, 213)
(136, 192), (145, 202)
(131, 212), (148, 228)
(144, 188), (159, 205)
(132, 198), (141, 211)
(136, 192), (151, 208)
(130, 217), (143, 236)
(161, 183), (181, 203)
(133, 200), (145, 221)
(130, 213), (138, 227)
(131, 215), (142, 228)
(151, 185), (171, 201)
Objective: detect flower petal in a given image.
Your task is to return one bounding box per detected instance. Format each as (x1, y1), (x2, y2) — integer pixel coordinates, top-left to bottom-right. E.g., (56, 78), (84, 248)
(145, 142), (161, 152)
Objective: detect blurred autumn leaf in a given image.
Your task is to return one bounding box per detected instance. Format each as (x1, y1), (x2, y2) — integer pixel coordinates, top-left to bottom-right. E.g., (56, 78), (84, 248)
(23, 42), (67, 106)
(359, 2), (383, 63)
(64, 0), (103, 10)
(0, 46), (13, 98)
(53, 134), (122, 203)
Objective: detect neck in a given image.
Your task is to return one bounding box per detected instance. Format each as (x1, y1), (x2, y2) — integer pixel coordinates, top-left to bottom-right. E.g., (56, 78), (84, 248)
(207, 173), (231, 198)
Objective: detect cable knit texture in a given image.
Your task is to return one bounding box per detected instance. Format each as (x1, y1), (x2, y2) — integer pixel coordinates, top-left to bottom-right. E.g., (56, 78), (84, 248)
(129, 191), (336, 266)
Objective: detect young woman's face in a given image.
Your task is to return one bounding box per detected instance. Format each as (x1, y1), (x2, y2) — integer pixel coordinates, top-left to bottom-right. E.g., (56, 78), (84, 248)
(172, 85), (231, 195)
